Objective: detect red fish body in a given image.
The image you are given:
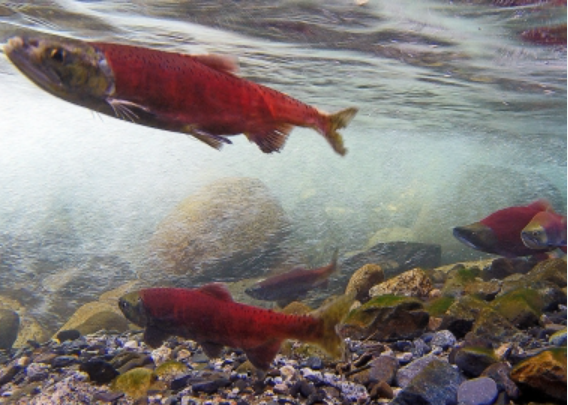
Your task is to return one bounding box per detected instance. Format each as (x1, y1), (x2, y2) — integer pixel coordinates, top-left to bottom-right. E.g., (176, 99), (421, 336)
(522, 210), (567, 253)
(119, 283), (348, 370)
(245, 249), (338, 306)
(4, 35), (357, 155)
(453, 200), (554, 257)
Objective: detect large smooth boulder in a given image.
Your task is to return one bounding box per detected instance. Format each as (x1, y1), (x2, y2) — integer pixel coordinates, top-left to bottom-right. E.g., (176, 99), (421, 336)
(145, 177), (291, 284)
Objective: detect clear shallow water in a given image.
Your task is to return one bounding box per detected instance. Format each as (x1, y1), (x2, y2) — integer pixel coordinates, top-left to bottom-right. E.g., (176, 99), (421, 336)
(0, 1), (566, 329)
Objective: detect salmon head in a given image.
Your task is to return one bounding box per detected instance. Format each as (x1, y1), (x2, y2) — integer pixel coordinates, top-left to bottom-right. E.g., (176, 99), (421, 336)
(521, 211), (567, 250)
(4, 35), (114, 105)
(452, 222), (500, 254)
(118, 291), (149, 327)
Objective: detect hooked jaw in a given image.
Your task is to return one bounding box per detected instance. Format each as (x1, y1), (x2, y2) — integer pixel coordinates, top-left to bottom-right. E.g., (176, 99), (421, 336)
(452, 222), (499, 254)
(521, 228), (547, 249)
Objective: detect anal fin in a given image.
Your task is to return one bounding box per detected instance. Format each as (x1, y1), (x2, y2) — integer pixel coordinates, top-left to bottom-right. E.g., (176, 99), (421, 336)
(246, 124), (293, 154)
(244, 339), (282, 371)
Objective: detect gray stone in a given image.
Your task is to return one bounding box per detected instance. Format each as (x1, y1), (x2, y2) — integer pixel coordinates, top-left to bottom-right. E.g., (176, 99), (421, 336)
(391, 358), (465, 405)
(431, 330), (457, 351)
(0, 309), (19, 350)
(395, 354), (438, 389)
(369, 355), (398, 385)
(457, 377), (498, 405)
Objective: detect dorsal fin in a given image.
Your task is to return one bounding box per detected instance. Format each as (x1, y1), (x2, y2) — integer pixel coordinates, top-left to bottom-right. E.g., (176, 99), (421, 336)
(192, 54), (239, 74)
(527, 199), (552, 211)
(198, 283), (233, 301)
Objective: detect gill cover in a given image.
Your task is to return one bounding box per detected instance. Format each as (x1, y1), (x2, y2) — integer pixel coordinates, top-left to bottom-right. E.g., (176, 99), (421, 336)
(4, 35), (114, 102)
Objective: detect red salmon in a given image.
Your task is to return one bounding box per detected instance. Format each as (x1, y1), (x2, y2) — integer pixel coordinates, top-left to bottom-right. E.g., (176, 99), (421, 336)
(4, 35), (358, 155)
(453, 199), (554, 257)
(119, 283), (352, 370)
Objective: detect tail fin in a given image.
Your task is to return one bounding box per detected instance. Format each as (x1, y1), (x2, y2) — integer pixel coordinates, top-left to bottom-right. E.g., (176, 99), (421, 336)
(322, 107), (358, 156)
(310, 292), (355, 358)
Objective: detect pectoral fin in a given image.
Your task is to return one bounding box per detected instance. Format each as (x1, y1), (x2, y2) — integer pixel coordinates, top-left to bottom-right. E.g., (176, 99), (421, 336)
(143, 326), (170, 348)
(183, 126), (232, 150)
(244, 339), (282, 371)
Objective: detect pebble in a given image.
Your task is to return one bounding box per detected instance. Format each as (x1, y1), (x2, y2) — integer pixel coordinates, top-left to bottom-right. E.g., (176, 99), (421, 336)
(430, 330), (457, 350)
(457, 377), (498, 405)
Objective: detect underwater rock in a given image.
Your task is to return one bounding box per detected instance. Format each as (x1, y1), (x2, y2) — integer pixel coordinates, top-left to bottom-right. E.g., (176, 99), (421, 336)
(344, 263), (385, 302)
(369, 268), (433, 298)
(341, 242), (441, 281)
(146, 177), (290, 284)
(482, 257), (539, 281)
(79, 359), (120, 385)
(0, 309), (19, 350)
(469, 307), (521, 346)
(510, 348), (567, 402)
(279, 301), (312, 315)
(440, 265), (482, 298)
(368, 355), (398, 385)
(549, 328), (567, 346)
(339, 295), (429, 341)
(55, 301), (130, 337)
(110, 367), (161, 399)
(457, 377), (498, 405)
(490, 288), (543, 329)
(365, 227), (417, 250)
(480, 362), (520, 399)
(440, 295), (488, 338)
(453, 346), (499, 377)
(391, 358), (465, 405)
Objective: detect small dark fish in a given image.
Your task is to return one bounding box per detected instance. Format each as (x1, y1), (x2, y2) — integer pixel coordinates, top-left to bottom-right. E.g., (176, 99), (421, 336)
(4, 34), (358, 155)
(453, 199), (553, 257)
(245, 249), (339, 306)
(521, 210), (567, 253)
(118, 283), (352, 370)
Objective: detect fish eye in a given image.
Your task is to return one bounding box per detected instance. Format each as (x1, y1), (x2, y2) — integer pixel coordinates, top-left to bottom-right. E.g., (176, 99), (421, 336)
(119, 300), (129, 309)
(50, 48), (66, 63)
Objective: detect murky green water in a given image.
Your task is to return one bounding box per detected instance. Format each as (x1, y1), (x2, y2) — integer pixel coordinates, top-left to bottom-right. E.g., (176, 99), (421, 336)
(0, 0), (566, 331)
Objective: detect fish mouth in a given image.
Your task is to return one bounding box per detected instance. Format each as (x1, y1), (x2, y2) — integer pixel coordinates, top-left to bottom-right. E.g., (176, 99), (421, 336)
(520, 230), (547, 249)
(4, 36), (64, 91)
(452, 222), (499, 254)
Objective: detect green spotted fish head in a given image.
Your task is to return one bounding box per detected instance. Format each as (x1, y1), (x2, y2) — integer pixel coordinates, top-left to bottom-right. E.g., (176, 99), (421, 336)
(4, 35), (114, 103)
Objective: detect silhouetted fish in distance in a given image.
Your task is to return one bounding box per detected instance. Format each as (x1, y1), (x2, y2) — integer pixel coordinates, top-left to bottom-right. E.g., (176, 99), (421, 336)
(245, 249), (339, 307)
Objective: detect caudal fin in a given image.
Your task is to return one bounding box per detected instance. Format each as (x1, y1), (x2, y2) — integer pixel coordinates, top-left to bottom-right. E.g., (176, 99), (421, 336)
(321, 107), (358, 156)
(310, 292), (355, 358)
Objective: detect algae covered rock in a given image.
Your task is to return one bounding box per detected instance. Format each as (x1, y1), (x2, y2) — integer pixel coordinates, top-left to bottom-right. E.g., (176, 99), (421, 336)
(510, 348), (567, 402)
(426, 296), (455, 317)
(469, 307), (520, 346)
(490, 288), (543, 329)
(111, 367), (164, 399)
(339, 295), (429, 341)
(440, 295), (488, 338)
(146, 177), (290, 284)
(453, 346), (499, 377)
(0, 309), (19, 350)
(369, 268), (432, 298)
(345, 263), (385, 302)
(441, 265), (481, 298)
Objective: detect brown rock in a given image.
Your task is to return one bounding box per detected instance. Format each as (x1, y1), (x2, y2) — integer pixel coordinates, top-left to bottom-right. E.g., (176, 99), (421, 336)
(345, 263), (384, 302)
(369, 268), (433, 298)
(510, 348), (567, 402)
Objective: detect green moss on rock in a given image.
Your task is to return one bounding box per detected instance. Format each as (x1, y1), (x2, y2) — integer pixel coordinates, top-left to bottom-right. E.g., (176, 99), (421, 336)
(426, 296), (455, 317)
(490, 288), (543, 328)
(111, 367), (158, 399)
